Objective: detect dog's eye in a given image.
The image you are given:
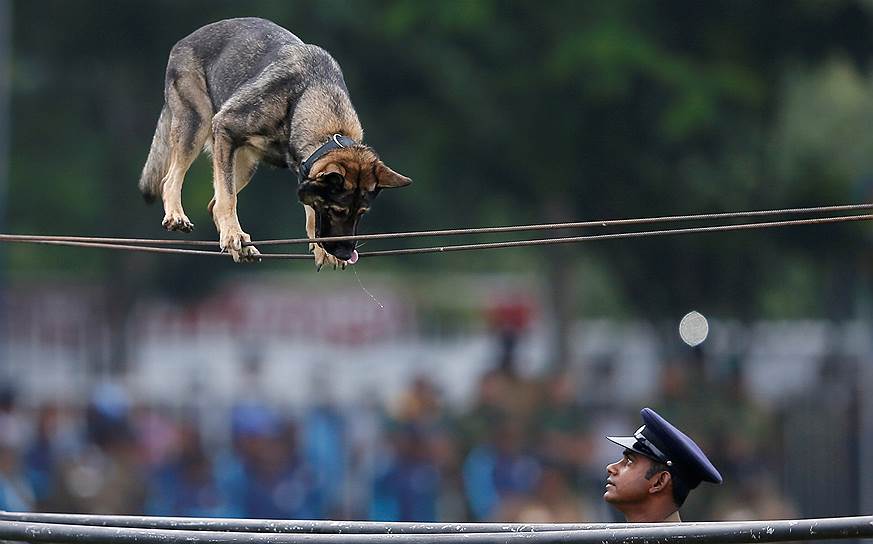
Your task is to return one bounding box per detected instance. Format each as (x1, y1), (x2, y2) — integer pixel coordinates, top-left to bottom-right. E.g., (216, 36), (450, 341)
(357, 208), (369, 216)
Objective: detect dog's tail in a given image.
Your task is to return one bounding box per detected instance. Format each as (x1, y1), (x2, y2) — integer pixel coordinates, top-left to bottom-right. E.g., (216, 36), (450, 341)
(138, 104), (172, 204)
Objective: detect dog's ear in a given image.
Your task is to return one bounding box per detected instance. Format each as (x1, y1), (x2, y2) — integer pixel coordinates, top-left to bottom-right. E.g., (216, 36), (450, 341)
(375, 161), (412, 189)
(299, 163), (347, 205)
(297, 179), (325, 206)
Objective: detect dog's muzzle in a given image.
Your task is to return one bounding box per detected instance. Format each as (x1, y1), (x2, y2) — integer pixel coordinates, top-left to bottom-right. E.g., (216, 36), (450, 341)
(315, 209), (358, 262)
(324, 242), (356, 261)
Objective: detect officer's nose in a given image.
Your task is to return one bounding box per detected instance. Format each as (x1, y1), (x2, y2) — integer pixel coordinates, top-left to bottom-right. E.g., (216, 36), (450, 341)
(606, 460), (619, 475)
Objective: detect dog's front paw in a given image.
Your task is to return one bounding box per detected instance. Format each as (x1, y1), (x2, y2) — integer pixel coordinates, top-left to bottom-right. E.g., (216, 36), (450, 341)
(312, 244), (346, 271)
(162, 210), (194, 233)
(220, 228), (261, 263)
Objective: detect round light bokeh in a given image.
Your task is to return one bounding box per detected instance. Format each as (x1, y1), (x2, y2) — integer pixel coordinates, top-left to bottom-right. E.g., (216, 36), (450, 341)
(679, 311), (709, 347)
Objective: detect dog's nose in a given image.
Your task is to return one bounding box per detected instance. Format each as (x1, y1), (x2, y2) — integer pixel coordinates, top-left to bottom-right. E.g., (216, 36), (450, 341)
(325, 244), (354, 261)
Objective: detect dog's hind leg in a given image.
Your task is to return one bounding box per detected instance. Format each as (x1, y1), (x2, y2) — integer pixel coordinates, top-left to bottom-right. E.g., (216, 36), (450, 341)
(161, 69), (213, 233)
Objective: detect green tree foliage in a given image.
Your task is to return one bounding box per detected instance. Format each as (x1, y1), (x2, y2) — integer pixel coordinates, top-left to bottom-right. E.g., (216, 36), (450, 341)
(6, 0), (873, 318)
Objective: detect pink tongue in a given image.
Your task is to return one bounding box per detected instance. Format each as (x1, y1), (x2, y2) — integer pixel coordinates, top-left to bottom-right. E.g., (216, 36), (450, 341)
(347, 250), (359, 264)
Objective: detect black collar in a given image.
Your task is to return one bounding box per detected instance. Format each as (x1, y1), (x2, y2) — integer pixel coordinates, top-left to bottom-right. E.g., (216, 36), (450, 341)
(298, 134), (357, 182)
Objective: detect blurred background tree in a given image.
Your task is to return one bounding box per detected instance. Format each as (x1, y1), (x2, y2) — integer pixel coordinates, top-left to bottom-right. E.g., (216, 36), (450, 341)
(4, 0), (873, 367)
(1, 0), (873, 523)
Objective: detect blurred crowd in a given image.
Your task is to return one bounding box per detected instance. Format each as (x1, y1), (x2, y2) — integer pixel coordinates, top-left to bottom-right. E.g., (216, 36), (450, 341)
(0, 341), (815, 523)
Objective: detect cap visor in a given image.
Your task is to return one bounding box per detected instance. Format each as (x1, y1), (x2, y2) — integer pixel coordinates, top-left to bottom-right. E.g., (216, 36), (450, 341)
(606, 435), (662, 462)
(606, 435), (638, 450)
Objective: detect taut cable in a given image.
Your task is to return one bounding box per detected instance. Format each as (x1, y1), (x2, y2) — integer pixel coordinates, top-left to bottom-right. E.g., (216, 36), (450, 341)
(261, 213), (873, 260)
(0, 205), (868, 259)
(254, 202), (873, 246)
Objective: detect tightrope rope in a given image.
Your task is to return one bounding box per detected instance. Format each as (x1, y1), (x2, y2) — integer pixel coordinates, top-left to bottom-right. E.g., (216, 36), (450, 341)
(340, 213), (872, 259)
(255, 202), (873, 246)
(0, 236), (309, 259)
(256, 213), (872, 260)
(0, 204), (868, 260)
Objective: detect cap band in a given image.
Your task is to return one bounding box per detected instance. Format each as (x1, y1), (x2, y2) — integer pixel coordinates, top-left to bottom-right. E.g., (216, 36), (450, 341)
(634, 425), (672, 466)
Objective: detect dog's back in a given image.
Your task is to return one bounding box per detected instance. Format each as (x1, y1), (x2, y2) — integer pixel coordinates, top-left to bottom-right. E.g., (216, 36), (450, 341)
(169, 18), (305, 108)
(139, 18), (320, 202)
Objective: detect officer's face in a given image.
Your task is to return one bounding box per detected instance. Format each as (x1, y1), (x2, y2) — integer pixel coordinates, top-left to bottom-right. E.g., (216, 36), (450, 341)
(604, 449), (657, 505)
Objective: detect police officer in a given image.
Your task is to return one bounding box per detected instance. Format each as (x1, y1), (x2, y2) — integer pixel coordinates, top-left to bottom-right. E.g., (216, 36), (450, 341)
(603, 407), (722, 522)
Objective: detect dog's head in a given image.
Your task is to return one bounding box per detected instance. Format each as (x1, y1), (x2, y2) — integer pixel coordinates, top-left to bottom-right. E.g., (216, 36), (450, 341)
(297, 146), (411, 261)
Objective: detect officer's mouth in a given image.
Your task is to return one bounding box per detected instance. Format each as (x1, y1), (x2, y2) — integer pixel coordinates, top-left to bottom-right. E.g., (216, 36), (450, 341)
(605, 479), (615, 489)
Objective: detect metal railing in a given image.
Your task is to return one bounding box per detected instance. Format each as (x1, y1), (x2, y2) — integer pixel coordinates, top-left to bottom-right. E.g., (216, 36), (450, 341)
(0, 512), (870, 544)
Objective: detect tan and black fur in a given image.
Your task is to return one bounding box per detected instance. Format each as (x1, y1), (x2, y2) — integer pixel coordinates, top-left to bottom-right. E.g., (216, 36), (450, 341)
(139, 17), (411, 265)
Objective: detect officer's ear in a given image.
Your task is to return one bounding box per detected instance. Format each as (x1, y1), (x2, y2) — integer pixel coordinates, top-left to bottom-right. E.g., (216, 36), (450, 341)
(648, 470), (672, 494)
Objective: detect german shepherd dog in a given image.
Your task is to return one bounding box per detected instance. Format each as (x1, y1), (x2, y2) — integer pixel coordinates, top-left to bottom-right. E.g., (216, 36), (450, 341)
(139, 17), (411, 266)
